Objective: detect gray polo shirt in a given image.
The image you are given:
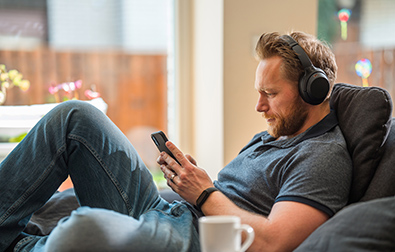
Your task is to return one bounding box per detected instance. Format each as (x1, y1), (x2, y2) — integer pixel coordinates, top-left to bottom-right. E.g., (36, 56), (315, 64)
(214, 111), (352, 217)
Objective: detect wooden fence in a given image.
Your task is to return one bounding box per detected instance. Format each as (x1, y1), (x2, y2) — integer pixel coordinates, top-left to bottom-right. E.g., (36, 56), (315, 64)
(1, 44), (395, 134)
(0, 49), (168, 135)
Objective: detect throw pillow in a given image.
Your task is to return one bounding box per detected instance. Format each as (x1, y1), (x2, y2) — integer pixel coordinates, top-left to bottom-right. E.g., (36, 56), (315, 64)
(330, 83), (392, 203)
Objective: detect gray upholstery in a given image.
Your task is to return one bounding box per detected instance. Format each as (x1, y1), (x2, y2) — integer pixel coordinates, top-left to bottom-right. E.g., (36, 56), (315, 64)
(330, 83), (393, 203)
(295, 196), (395, 252)
(362, 118), (395, 201)
(25, 188), (79, 236)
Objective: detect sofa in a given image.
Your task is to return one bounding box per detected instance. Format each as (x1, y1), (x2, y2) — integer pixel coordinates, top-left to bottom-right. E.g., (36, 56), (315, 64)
(23, 83), (395, 251)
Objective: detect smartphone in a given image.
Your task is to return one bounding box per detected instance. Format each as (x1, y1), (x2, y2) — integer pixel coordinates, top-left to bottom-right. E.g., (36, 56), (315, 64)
(151, 131), (181, 165)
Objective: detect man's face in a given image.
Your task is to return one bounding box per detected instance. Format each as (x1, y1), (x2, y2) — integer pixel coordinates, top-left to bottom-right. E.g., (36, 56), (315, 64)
(255, 56), (308, 139)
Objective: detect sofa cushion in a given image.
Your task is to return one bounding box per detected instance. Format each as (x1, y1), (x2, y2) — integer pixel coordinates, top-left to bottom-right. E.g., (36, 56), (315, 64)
(294, 196), (395, 252)
(24, 188), (80, 235)
(362, 118), (395, 201)
(330, 83), (392, 203)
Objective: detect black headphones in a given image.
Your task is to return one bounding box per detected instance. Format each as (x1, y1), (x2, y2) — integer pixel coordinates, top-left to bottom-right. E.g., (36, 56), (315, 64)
(281, 35), (330, 105)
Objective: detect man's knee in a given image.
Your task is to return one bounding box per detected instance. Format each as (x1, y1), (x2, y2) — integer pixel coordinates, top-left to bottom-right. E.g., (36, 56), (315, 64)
(45, 100), (106, 130)
(54, 100), (100, 118)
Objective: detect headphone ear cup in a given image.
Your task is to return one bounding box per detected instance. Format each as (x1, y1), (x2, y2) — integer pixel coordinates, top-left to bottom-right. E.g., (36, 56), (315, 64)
(299, 67), (330, 105)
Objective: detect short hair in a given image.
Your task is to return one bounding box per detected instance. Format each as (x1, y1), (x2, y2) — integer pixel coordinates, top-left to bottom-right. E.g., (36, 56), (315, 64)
(255, 31), (337, 91)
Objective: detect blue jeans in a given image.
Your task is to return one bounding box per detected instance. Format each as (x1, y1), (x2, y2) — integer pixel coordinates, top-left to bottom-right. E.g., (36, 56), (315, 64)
(0, 101), (200, 252)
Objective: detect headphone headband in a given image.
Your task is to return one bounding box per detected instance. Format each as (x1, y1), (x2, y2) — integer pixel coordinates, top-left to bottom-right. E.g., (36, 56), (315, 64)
(281, 35), (313, 69)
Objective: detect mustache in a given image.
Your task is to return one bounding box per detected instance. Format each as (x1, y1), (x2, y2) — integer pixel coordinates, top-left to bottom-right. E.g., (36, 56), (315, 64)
(263, 113), (276, 120)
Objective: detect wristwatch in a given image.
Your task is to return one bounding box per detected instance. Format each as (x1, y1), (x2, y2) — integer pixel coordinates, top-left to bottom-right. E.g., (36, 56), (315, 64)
(196, 187), (218, 211)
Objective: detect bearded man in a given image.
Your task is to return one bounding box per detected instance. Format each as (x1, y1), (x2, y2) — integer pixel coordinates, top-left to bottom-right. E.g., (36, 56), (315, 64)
(1, 31), (351, 252)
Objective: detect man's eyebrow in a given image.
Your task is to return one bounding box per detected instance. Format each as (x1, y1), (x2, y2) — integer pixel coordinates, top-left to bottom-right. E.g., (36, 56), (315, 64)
(258, 87), (277, 93)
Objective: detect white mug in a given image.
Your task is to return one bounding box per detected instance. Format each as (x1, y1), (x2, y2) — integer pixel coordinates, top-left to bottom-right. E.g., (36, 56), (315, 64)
(199, 215), (255, 252)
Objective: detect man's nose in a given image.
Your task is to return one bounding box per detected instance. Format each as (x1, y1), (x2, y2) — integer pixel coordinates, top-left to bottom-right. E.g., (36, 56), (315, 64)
(256, 94), (269, 113)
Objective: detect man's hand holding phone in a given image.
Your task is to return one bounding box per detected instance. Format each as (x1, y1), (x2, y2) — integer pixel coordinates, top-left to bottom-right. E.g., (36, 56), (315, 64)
(151, 131), (181, 165)
(152, 131), (214, 205)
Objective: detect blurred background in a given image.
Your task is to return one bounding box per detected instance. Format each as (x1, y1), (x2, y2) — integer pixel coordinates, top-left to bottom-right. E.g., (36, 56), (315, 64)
(0, 0), (394, 181)
(0, 0), (169, 135)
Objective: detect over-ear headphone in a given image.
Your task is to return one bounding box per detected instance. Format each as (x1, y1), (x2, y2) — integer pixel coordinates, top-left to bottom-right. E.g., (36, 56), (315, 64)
(281, 35), (330, 105)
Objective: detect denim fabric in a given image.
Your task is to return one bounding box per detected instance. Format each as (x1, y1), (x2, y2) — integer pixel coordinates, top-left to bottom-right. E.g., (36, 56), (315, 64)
(0, 101), (199, 252)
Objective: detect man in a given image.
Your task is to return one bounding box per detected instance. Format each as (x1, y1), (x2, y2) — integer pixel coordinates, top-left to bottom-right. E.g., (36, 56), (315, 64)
(0, 31), (351, 252)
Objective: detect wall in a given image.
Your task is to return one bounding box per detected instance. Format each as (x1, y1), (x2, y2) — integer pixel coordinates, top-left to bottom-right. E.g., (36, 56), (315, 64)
(174, 0), (224, 180)
(223, 0), (318, 165)
(175, 0), (318, 179)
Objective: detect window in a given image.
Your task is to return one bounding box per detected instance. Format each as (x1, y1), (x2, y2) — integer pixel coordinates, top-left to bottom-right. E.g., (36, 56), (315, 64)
(0, 0), (174, 185)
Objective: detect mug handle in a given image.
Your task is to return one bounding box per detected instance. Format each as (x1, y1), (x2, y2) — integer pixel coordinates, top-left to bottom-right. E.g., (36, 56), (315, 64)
(238, 224), (255, 252)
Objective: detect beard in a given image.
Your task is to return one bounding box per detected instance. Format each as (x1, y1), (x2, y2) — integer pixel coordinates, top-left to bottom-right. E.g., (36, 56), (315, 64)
(265, 98), (309, 139)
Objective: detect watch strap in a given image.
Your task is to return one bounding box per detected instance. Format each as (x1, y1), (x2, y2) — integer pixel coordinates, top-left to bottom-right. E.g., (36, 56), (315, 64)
(196, 187), (218, 211)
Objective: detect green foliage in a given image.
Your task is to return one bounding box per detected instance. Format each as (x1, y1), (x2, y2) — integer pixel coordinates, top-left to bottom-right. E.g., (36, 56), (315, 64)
(9, 132), (28, 143)
(317, 0), (339, 44)
(0, 64), (30, 104)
